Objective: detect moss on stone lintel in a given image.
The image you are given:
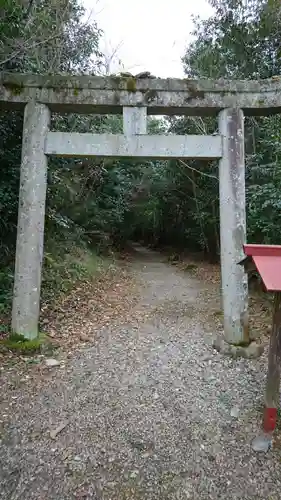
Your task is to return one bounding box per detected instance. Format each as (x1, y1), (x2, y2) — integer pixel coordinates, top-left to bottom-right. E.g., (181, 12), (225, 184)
(125, 76), (137, 93)
(2, 81), (24, 95)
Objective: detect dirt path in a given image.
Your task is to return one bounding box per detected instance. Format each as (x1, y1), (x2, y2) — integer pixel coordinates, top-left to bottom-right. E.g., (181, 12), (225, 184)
(1, 245), (281, 500)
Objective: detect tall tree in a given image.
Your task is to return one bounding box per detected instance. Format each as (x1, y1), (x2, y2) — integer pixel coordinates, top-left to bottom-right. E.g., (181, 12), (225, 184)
(0, 0), (103, 266)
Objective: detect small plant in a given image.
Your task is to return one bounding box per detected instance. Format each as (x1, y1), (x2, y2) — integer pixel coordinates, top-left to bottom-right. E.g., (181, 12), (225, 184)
(213, 310), (223, 318)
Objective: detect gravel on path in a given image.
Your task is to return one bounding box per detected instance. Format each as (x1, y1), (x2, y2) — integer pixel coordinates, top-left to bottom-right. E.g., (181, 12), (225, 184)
(1, 245), (281, 500)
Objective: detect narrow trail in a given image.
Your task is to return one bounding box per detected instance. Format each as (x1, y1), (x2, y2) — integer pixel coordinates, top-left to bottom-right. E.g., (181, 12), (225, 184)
(1, 245), (281, 500)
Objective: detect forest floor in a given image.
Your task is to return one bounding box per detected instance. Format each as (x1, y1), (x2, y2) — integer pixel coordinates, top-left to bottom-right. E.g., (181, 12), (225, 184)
(0, 244), (280, 500)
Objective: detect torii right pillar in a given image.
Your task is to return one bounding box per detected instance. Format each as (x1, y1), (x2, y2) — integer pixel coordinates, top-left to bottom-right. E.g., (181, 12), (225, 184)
(219, 108), (249, 346)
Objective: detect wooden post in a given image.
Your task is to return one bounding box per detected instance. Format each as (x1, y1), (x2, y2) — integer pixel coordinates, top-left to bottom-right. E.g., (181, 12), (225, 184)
(263, 291), (281, 432)
(12, 101), (50, 339)
(219, 108), (249, 345)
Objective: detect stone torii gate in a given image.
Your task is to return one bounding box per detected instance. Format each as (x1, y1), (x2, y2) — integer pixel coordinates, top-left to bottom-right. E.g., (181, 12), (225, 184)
(1, 73), (280, 344)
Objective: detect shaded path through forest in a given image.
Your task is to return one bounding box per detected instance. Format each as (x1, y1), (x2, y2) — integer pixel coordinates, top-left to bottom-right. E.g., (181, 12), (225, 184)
(1, 245), (281, 500)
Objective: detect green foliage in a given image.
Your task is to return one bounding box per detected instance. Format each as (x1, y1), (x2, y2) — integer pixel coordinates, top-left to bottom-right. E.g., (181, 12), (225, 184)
(0, 0), (103, 269)
(0, 0), (103, 73)
(42, 240), (111, 305)
(120, 0), (281, 257)
(0, 269), (14, 313)
(176, 0), (281, 251)
(0, 0), (105, 314)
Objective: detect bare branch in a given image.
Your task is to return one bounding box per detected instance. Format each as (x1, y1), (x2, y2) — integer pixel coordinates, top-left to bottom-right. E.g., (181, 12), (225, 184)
(178, 159), (218, 180)
(0, 32), (63, 67)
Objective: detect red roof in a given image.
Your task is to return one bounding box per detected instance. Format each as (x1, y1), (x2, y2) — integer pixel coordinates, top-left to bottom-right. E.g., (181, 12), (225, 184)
(243, 244), (281, 291)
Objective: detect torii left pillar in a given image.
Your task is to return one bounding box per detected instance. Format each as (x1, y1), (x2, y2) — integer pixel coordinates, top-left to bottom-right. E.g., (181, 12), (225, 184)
(12, 101), (50, 339)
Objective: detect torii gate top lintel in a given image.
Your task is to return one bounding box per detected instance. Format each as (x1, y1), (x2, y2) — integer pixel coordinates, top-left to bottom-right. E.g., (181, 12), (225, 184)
(1, 72), (281, 116)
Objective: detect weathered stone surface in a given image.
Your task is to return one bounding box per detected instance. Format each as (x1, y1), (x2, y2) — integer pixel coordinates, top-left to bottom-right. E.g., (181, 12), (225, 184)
(123, 106), (147, 135)
(11, 101), (50, 339)
(244, 341), (264, 359)
(45, 132), (222, 159)
(134, 72), (156, 79)
(79, 334), (91, 342)
(213, 336), (264, 359)
(252, 434), (272, 453)
(230, 406), (240, 418)
(1, 72), (281, 115)
(45, 358), (60, 367)
(219, 108), (248, 345)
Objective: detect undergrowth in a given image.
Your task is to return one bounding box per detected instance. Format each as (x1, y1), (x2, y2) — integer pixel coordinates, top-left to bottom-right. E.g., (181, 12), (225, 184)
(42, 244), (114, 305)
(0, 230), (116, 337)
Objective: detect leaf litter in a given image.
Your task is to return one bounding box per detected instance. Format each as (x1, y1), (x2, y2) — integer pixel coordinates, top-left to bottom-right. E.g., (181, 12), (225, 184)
(40, 263), (141, 352)
(0, 257), (142, 388)
(169, 251), (273, 343)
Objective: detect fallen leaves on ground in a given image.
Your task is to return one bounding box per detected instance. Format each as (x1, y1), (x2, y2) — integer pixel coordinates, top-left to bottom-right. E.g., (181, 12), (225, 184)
(40, 263), (140, 352)
(167, 251), (273, 342)
(0, 260), (140, 375)
(0, 248), (273, 377)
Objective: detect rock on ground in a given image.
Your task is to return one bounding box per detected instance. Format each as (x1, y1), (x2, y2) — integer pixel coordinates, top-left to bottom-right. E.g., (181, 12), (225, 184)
(0, 244), (281, 500)
(45, 358), (60, 367)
